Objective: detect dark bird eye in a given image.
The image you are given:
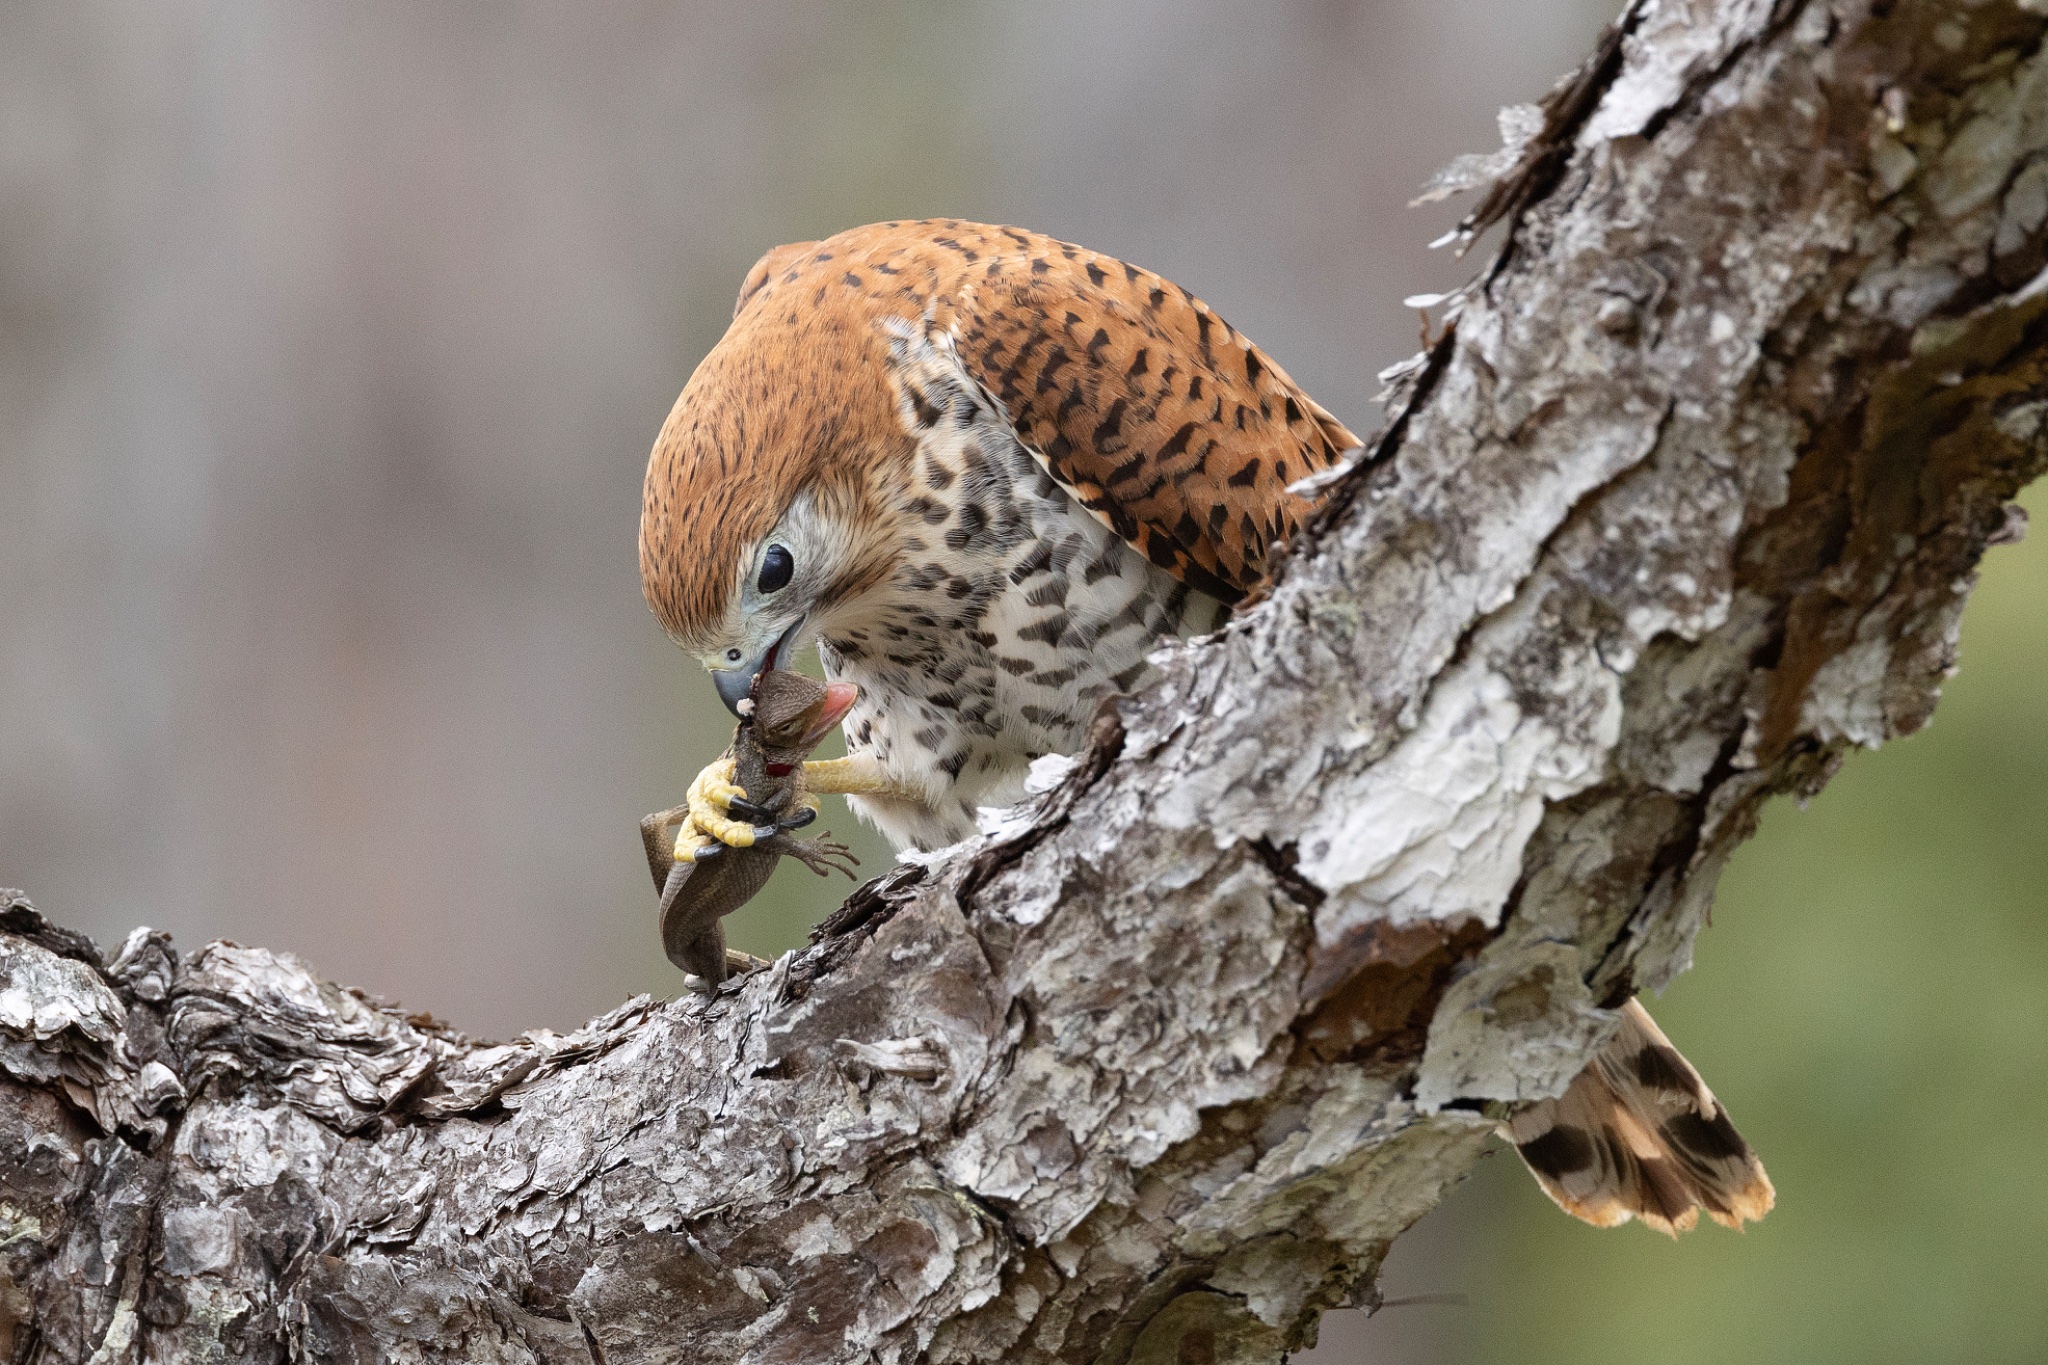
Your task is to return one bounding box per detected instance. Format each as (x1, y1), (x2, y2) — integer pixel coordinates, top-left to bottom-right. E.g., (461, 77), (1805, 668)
(758, 544), (794, 593)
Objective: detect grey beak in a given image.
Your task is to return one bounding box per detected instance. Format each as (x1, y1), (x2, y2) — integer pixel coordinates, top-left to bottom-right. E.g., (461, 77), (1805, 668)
(712, 618), (806, 718)
(713, 652), (767, 717)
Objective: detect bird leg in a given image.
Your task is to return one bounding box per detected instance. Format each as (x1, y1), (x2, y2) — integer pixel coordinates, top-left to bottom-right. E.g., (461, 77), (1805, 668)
(679, 750), (922, 858)
(675, 754), (822, 855)
(798, 753), (920, 800)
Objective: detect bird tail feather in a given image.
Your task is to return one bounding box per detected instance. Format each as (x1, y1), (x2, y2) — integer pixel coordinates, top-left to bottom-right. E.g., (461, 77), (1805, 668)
(1507, 998), (1774, 1235)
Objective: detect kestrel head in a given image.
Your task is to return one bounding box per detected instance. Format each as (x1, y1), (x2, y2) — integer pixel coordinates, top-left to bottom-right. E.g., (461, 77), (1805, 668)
(639, 245), (909, 714)
(644, 219), (1365, 718)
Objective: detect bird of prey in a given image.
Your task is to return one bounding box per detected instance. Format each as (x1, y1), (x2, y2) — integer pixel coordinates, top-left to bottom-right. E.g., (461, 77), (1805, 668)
(639, 218), (1773, 1234)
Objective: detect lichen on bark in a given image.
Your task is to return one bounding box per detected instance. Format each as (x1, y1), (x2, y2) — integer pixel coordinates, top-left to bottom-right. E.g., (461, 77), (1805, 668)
(3, 1), (2046, 1361)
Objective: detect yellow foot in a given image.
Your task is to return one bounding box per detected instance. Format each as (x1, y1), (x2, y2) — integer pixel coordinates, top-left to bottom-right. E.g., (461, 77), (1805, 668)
(676, 755), (768, 855)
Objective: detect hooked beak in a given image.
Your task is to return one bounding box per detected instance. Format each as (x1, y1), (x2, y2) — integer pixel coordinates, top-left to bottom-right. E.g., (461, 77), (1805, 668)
(712, 617), (806, 718)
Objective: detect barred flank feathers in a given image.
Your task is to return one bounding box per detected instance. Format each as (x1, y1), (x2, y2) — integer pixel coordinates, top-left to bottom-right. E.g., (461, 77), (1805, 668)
(1508, 998), (1775, 1236)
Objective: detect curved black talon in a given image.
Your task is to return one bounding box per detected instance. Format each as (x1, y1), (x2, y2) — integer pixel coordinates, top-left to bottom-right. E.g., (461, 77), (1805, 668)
(690, 842), (727, 863)
(725, 795), (778, 823)
(778, 806), (818, 831)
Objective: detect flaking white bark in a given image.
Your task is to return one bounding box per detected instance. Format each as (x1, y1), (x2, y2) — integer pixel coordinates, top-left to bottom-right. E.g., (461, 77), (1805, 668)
(4, 1), (2047, 1360)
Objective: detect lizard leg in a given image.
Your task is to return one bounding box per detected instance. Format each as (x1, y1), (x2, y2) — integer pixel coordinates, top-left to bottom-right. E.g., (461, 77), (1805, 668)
(677, 755), (781, 856)
(639, 805), (690, 892)
(784, 834), (859, 880)
(682, 950), (773, 996)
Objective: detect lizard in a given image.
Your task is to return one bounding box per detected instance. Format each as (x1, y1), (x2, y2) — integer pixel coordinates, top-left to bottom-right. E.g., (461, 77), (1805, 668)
(639, 669), (860, 991)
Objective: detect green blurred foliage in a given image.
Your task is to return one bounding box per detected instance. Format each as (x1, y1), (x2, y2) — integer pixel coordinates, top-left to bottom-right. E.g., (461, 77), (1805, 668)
(1442, 480), (2048, 1363)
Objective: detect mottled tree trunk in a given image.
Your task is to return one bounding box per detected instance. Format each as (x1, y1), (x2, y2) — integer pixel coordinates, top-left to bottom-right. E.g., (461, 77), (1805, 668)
(4, 1), (2045, 1360)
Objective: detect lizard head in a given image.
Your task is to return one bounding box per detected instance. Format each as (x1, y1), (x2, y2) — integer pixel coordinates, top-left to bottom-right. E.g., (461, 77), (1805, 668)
(750, 671), (859, 758)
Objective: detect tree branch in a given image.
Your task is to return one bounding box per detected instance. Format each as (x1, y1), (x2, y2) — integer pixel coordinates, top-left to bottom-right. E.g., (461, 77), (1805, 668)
(5, 2), (2046, 1360)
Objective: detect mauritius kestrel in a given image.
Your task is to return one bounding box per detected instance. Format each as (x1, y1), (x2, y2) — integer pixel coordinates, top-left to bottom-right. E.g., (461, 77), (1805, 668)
(639, 218), (1773, 1235)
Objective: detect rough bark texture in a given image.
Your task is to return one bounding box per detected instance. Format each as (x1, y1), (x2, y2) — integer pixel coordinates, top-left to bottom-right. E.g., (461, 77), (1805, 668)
(5, 1), (2047, 1360)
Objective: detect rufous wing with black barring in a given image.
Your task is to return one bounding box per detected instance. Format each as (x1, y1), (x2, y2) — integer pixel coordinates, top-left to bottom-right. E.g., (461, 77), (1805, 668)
(727, 219), (1362, 604)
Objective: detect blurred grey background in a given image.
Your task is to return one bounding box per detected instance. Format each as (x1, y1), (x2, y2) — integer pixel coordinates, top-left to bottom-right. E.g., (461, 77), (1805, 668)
(5, 4), (2043, 1362)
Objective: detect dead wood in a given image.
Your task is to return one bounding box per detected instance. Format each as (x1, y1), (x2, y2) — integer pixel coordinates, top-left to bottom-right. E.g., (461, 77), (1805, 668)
(3, 2), (2045, 1360)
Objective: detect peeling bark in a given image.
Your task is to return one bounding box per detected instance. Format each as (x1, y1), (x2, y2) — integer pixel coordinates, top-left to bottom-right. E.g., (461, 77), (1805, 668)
(4, 2), (2046, 1360)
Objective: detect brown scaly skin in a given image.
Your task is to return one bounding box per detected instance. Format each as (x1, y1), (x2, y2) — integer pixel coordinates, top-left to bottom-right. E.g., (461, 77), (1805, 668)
(639, 671), (858, 990)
